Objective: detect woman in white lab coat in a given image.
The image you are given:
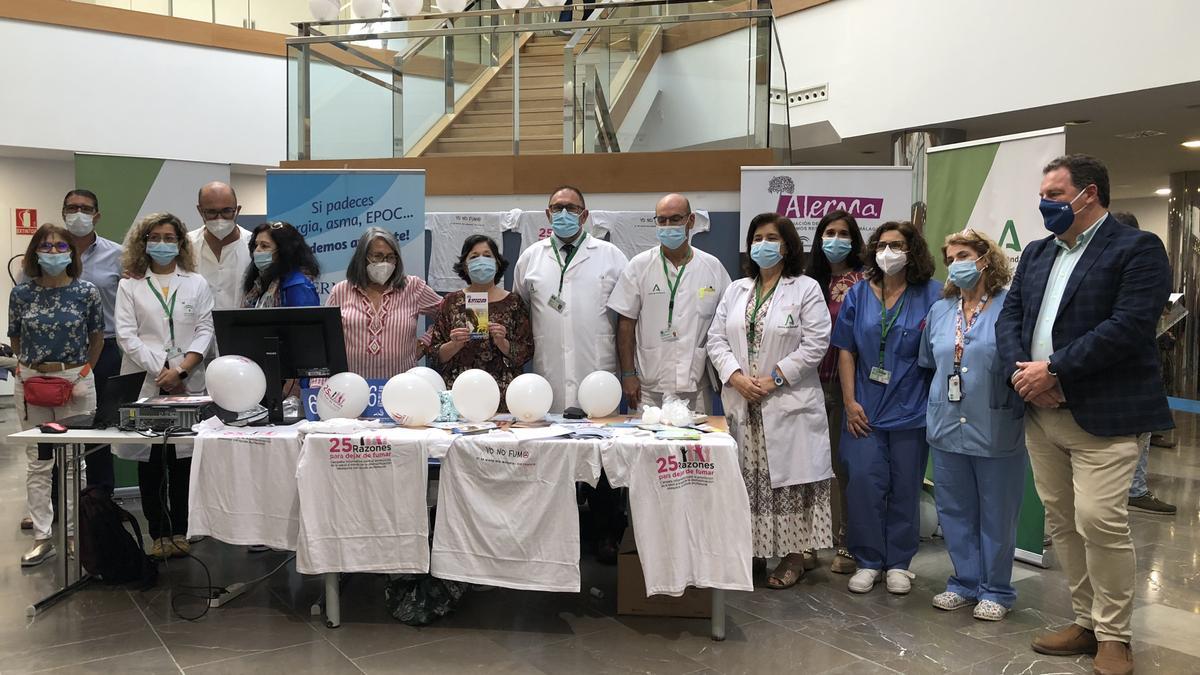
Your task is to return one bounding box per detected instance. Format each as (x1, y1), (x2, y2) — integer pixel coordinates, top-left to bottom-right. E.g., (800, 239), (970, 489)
(707, 213), (832, 589)
(115, 212), (214, 560)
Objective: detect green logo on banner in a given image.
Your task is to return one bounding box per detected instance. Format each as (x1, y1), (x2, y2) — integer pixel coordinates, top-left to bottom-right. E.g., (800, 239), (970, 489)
(999, 219), (1022, 252)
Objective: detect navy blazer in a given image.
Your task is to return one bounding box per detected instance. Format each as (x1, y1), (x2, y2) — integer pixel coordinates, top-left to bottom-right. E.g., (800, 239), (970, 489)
(995, 214), (1173, 436)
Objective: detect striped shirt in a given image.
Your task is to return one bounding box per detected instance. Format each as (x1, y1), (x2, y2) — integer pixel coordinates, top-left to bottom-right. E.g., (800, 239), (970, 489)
(326, 277), (443, 379)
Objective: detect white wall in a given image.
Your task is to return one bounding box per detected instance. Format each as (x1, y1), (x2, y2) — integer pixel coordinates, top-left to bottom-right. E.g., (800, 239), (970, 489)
(777, 0), (1200, 141)
(1109, 196), (1170, 244)
(0, 19), (286, 168)
(627, 29), (756, 152)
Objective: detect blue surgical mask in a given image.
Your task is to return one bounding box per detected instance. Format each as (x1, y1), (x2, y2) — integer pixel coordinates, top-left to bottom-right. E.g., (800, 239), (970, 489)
(467, 256), (497, 284)
(146, 242), (179, 265)
(37, 252), (72, 276)
(947, 259), (983, 290)
(750, 240), (783, 269)
(253, 250), (275, 272)
(656, 226), (687, 250)
(551, 210), (581, 240)
(1039, 187), (1090, 235)
(822, 237), (852, 264)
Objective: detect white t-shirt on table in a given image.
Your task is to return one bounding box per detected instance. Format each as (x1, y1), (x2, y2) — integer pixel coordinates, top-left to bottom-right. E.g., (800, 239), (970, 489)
(430, 434), (602, 592)
(295, 428), (432, 575)
(602, 434), (753, 596)
(188, 424), (305, 550)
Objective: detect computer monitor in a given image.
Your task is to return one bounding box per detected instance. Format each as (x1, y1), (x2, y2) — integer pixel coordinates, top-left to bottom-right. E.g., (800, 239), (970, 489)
(213, 307), (349, 424)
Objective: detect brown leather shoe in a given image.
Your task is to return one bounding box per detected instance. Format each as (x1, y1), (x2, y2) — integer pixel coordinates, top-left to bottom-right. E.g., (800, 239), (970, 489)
(1031, 624), (1098, 656)
(1093, 641), (1133, 675)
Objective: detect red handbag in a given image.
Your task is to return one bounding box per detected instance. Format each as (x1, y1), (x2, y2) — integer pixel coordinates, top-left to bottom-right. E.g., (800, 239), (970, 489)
(22, 376), (77, 408)
(20, 363), (91, 409)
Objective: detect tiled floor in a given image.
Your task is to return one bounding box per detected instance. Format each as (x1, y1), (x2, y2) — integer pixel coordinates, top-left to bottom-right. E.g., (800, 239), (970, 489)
(2, 409), (1197, 674)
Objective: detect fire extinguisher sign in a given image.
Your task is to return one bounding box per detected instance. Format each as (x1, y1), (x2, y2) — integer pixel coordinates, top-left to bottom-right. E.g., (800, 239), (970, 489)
(15, 208), (37, 235)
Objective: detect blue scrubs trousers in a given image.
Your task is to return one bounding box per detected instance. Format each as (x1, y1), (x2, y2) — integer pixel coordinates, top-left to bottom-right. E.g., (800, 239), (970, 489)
(839, 427), (928, 570)
(931, 448), (1026, 607)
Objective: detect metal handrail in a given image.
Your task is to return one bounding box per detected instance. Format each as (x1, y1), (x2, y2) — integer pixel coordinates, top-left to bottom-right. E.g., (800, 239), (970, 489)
(290, 0), (744, 30)
(287, 9), (772, 45)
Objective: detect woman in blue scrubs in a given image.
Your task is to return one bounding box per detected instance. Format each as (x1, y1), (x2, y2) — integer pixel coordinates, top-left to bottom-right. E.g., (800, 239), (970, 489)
(831, 221), (940, 595)
(919, 230), (1026, 621)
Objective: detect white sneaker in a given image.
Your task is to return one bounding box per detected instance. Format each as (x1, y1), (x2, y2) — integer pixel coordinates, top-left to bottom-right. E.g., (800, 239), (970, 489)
(847, 568), (881, 593)
(886, 569), (915, 594)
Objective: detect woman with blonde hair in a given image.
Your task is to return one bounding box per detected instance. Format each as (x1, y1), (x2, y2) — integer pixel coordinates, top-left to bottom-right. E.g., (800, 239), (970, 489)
(115, 213), (214, 559)
(918, 229), (1025, 621)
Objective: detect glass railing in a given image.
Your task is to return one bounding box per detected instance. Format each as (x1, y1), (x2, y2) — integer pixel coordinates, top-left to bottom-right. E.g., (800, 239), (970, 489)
(286, 0), (779, 159)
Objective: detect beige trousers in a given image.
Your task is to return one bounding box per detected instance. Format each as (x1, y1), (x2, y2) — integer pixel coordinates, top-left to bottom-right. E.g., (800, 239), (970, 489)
(1026, 407), (1139, 642)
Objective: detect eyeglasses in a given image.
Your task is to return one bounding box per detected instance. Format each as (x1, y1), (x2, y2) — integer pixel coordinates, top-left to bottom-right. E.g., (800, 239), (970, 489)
(146, 235), (180, 244)
(63, 205), (97, 215)
(548, 204), (584, 215)
(37, 241), (71, 253)
(199, 207), (238, 220)
(875, 241), (907, 253)
(366, 254), (399, 264)
(654, 214), (689, 226)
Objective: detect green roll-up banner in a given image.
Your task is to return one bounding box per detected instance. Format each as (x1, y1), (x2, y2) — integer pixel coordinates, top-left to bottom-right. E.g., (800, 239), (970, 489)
(924, 127), (1066, 567)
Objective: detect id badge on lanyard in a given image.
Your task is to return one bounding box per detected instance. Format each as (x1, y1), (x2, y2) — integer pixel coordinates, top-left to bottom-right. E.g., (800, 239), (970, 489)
(871, 291), (905, 385)
(949, 293), (988, 402)
(147, 278), (181, 359)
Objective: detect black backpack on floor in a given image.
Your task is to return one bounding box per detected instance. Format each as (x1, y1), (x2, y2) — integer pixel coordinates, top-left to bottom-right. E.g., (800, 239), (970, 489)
(78, 487), (158, 587)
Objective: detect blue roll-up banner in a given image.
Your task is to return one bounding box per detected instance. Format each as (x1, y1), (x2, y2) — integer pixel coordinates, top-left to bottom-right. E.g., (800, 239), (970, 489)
(265, 169), (426, 299)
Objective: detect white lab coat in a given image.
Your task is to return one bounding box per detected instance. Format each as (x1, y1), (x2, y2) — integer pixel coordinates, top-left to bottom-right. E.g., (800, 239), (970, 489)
(607, 246), (731, 397)
(514, 233), (628, 412)
(114, 270), (215, 461)
(707, 276), (832, 488)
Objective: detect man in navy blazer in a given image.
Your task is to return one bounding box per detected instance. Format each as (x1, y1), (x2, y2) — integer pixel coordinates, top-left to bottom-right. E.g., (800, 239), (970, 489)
(996, 154), (1171, 675)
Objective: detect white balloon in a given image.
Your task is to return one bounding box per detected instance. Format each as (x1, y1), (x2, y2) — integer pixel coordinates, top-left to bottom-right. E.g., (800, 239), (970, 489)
(578, 371), (621, 418)
(353, 0), (385, 18)
(505, 373), (553, 422)
(206, 356), (267, 413)
(437, 0), (470, 12)
(316, 372), (370, 420)
(406, 366), (446, 392)
(308, 0), (340, 21)
(451, 369), (501, 423)
(382, 374), (440, 426)
(496, 0), (529, 8)
(388, 0), (424, 15)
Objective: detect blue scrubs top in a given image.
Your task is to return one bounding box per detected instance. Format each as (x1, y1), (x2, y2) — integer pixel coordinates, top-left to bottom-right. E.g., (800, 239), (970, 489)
(831, 278), (941, 431)
(918, 289), (1025, 457)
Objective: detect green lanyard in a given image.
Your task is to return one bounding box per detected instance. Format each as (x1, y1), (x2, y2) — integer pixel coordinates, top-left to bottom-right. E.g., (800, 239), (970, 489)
(659, 250), (690, 327)
(550, 233), (586, 294)
(747, 278), (778, 348)
(877, 290), (906, 367)
(146, 277), (178, 346)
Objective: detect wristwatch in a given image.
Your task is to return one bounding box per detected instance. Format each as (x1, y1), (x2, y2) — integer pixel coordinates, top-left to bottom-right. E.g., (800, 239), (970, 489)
(771, 368), (785, 387)
(621, 369), (639, 378)
(176, 366), (189, 380)
(1046, 359), (1058, 377)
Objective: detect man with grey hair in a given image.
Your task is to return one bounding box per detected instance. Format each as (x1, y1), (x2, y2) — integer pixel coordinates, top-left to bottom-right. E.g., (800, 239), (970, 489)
(608, 193), (731, 412)
(190, 181), (252, 310)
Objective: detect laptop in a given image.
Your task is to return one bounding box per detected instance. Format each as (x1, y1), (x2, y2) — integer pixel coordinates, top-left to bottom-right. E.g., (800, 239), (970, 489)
(61, 372), (147, 430)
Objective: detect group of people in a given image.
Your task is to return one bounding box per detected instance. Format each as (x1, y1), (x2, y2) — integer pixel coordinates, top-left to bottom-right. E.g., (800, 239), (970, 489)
(9, 154), (1170, 675)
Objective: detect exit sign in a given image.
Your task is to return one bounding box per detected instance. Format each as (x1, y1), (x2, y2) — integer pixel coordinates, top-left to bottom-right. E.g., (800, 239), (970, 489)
(15, 208), (37, 235)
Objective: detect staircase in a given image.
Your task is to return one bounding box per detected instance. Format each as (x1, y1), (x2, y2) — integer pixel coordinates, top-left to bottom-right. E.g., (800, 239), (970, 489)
(424, 35), (570, 156)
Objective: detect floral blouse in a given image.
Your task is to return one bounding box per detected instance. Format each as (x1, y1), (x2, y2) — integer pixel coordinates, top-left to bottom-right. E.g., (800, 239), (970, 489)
(8, 278), (104, 365)
(422, 291), (534, 412)
(818, 269), (867, 383)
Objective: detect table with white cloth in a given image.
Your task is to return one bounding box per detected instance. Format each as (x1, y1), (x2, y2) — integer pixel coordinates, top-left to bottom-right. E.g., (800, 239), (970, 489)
(188, 420), (752, 639)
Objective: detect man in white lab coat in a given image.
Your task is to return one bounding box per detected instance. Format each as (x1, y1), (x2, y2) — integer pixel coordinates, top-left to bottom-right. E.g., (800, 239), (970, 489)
(514, 185), (628, 563)
(608, 193), (731, 413)
(514, 185), (628, 412)
(190, 181), (252, 311)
